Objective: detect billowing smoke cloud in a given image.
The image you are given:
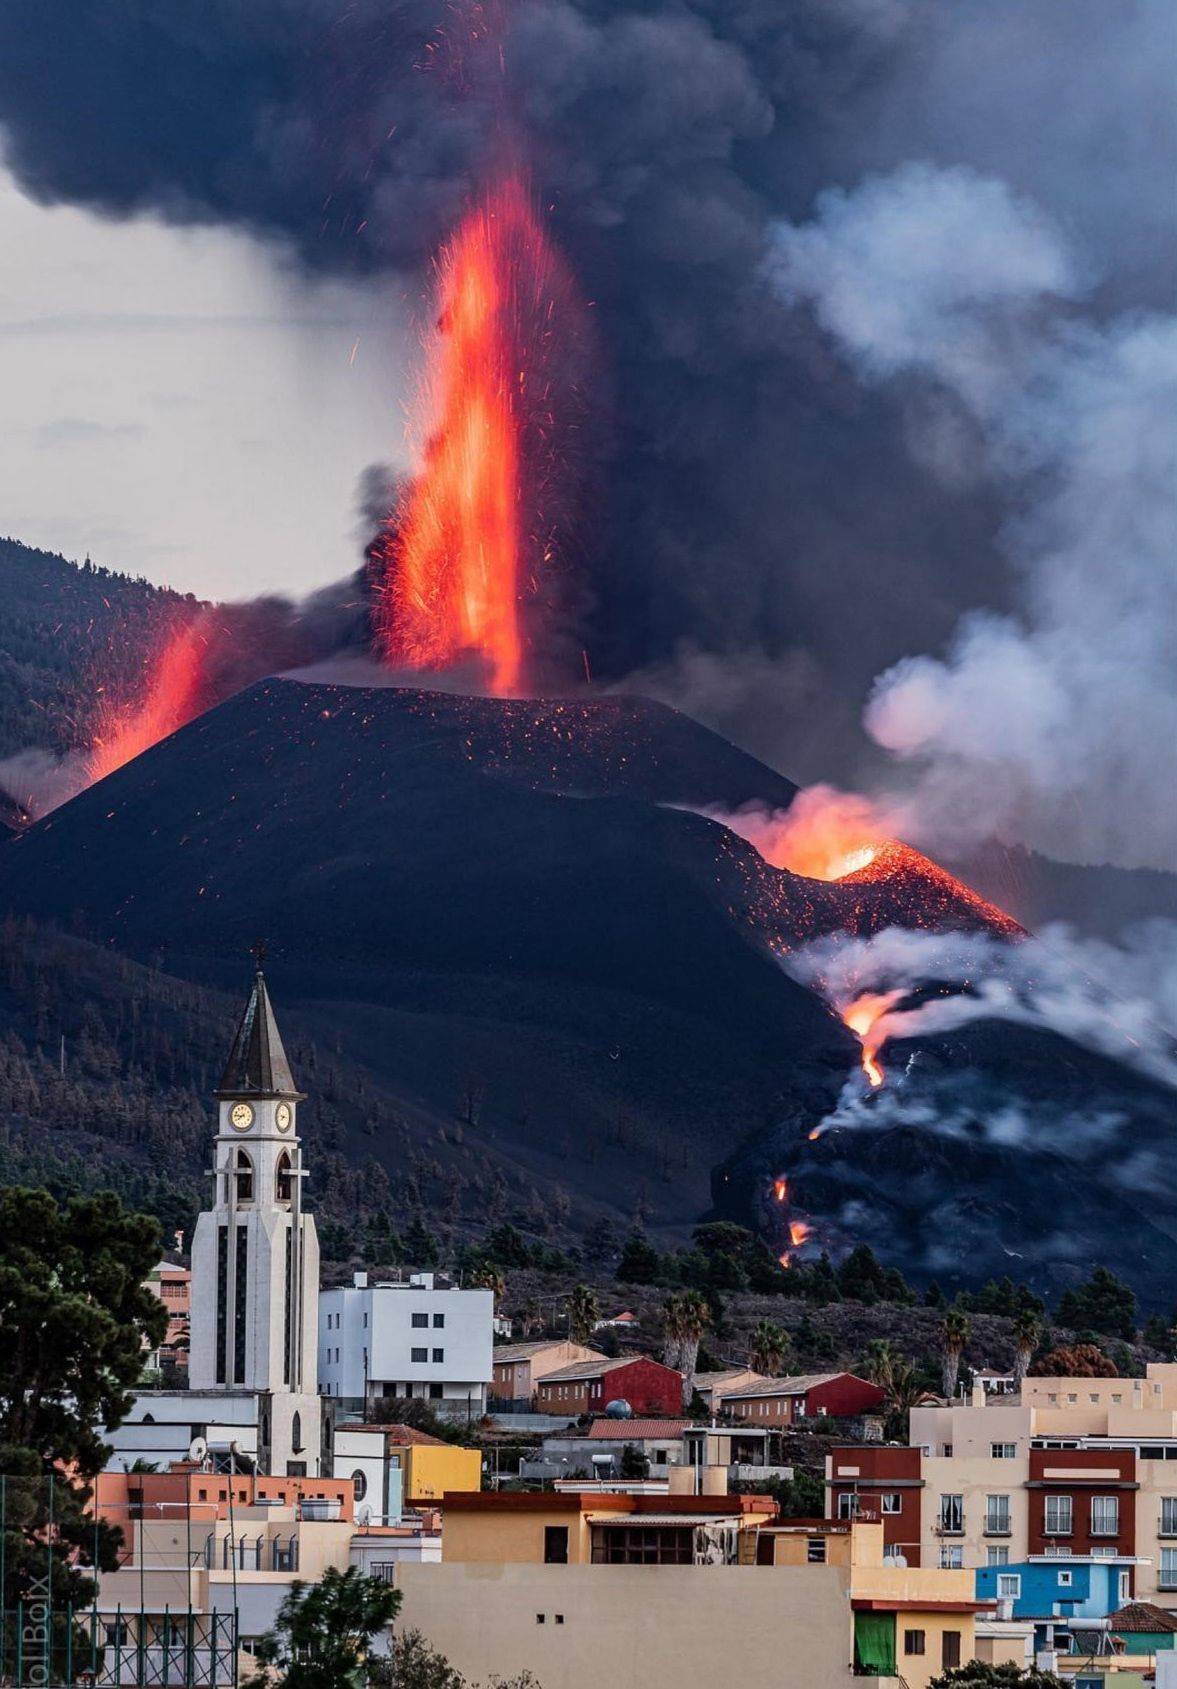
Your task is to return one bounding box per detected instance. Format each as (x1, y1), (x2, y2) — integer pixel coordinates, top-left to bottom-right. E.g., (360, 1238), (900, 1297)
(0, 1), (1171, 855)
(769, 163), (1177, 870)
(786, 921), (1177, 1091)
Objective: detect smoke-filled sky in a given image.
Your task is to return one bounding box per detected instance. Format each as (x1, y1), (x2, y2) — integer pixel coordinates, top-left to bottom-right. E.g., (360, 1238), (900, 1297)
(0, 0), (1172, 868)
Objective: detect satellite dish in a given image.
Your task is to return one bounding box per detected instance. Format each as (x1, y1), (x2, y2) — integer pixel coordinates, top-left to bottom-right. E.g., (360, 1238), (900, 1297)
(187, 1436), (208, 1464)
(604, 1399), (633, 1419)
(356, 1503), (372, 1525)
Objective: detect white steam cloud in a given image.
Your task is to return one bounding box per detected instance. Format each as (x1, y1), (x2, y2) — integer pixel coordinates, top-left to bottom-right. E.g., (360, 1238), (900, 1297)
(768, 162), (1177, 871)
(786, 921), (1177, 1091)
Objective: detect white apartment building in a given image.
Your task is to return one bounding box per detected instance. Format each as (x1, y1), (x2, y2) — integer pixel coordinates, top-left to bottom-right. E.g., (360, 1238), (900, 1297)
(319, 1271), (493, 1419)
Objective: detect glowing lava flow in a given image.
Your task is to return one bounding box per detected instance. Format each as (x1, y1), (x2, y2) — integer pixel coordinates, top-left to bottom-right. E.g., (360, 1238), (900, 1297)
(87, 620), (208, 781)
(841, 989), (904, 1088)
(377, 177), (576, 695)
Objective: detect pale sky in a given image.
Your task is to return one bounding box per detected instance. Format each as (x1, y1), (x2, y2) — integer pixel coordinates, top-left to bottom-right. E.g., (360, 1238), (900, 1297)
(0, 167), (417, 603)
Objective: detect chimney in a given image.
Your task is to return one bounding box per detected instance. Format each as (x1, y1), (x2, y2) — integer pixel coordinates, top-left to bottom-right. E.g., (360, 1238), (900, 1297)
(354, 1271), (368, 1289)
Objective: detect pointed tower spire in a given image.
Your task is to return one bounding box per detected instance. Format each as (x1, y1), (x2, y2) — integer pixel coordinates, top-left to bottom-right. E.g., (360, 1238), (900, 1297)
(217, 954), (302, 1098)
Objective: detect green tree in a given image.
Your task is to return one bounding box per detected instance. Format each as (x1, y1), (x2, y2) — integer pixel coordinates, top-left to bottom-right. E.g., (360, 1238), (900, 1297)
(247, 1566), (400, 1687)
(566, 1284), (600, 1344)
(929, 1664), (1065, 1687)
(619, 1443), (650, 1480)
(370, 1628), (542, 1689)
(1055, 1267), (1137, 1341)
(939, 1309), (971, 1400)
(861, 1339), (897, 1393)
(0, 1186), (166, 1610)
(836, 1245), (894, 1305)
(750, 1320), (790, 1377)
(617, 1231), (661, 1285)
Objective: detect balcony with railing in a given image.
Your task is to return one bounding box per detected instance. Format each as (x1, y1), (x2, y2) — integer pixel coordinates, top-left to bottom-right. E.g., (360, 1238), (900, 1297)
(203, 1533), (299, 1572)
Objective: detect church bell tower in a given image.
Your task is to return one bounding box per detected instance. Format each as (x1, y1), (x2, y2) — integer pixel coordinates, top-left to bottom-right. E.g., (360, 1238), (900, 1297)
(188, 959), (321, 1475)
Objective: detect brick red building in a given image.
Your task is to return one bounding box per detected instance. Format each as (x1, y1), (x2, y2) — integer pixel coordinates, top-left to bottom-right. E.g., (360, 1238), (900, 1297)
(536, 1355), (682, 1418)
(724, 1372), (887, 1428)
(1027, 1445), (1137, 1575)
(828, 1446), (925, 1565)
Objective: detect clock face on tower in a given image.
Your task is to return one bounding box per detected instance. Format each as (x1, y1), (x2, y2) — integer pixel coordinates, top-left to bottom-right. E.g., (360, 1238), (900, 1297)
(230, 1102), (255, 1131)
(275, 1103), (292, 1132)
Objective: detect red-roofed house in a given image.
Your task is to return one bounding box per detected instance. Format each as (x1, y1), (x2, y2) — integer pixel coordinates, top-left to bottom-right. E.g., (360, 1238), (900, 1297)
(536, 1355), (682, 1418)
(724, 1372), (886, 1427)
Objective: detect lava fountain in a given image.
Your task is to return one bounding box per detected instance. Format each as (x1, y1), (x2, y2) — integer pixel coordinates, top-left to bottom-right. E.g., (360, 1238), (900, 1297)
(87, 617), (209, 781)
(375, 176), (584, 694)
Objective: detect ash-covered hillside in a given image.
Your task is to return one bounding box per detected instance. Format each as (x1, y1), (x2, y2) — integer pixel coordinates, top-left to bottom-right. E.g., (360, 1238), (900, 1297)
(0, 674), (1175, 1301)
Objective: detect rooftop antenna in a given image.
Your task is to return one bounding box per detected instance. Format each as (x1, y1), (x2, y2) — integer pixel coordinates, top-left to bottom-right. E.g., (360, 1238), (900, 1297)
(251, 939), (268, 973)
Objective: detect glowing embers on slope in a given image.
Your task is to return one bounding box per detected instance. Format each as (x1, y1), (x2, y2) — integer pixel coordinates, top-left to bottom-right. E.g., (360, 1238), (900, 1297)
(87, 617), (209, 781)
(375, 176), (585, 695)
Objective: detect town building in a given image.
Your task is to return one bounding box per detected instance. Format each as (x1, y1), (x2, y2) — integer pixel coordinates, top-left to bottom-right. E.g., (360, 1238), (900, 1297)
(145, 1261), (192, 1376)
(692, 1367), (767, 1413)
(105, 965), (323, 1477)
(332, 1422), (482, 1523)
(319, 1270), (493, 1420)
(723, 1370), (887, 1426)
(535, 1355), (683, 1418)
(393, 1504), (997, 1689)
(489, 1339), (601, 1410)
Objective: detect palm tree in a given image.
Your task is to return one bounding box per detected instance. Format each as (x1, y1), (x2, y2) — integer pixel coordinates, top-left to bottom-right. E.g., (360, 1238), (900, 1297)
(886, 1361), (936, 1416)
(661, 1294), (685, 1370)
(1012, 1311), (1041, 1388)
(567, 1283), (600, 1344)
(750, 1319), (790, 1378)
(675, 1291), (711, 1407)
(469, 1264), (505, 1299)
(939, 1309), (971, 1400)
(862, 1338), (897, 1394)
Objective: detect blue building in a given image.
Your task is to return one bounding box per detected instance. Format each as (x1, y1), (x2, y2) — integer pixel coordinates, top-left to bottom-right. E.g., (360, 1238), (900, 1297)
(975, 1556), (1134, 1621)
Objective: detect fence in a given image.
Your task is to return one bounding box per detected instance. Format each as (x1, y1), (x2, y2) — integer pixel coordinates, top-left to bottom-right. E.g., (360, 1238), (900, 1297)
(0, 1606), (238, 1687)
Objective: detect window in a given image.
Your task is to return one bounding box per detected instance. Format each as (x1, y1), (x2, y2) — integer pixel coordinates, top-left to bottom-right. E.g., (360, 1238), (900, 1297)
(411, 1312), (428, 1329)
(985, 1495), (1010, 1535)
(903, 1631), (925, 1656)
(1120, 1570), (1131, 1603)
(275, 1151), (292, 1203)
(1161, 1548), (1177, 1590)
(433, 1313), (445, 1328)
(939, 1545), (963, 1569)
(411, 1347), (427, 1363)
(986, 1547), (1009, 1566)
(942, 1443), (953, 1457)
(837, 1493), (860, 1521)
(291, 1412), (302, 1453)
(235, 1148), (254, 1202)
(429, 1383), (443, 1400)
(990, 1442), (1016, 1459)
(807, 1539), (826, 1564)
(1057, 1570), (1073, 1588)
(1090, 1546), (1116, 1559)
(432, 1348), (444, 1363)
(942, 1632), (961, 1670)
(544, 1526), (569, 1565)
(1091, 1495), (1119, 1536)
(352, 1470), (367, 1502)
(1044, 1494), (1072, 1536)
(881, 1494), (901, 1515)
(1164, 1498), (1177, 1536)
(939, 1494), (963, 1533)
(997, 1574), (1021, 1599)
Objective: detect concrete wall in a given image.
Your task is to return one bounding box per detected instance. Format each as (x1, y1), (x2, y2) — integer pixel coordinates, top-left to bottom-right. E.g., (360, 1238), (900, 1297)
(394, 1563), (858, 1689)
(922, 1453), (1030, 1570)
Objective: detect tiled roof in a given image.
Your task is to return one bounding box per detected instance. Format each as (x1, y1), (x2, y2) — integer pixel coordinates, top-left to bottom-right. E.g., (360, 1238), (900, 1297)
(344, 1424), (450, 1447)
(723, 1371), (852, 1401)
(1110, 1602), (1177, 1634)
(587, 1418), (689, 1440)
(694, 1369), (764, 1391)
(540, 1356), (632, 1383)
(493, 1341), (585, 1363)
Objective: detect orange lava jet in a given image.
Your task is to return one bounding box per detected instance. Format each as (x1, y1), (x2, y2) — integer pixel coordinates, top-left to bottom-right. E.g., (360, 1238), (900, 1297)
(788, 1220), (811, 1247)
(87, 619), (208, 782)
(376, 176), (580, 695)
(773, 1176), (788, 1202)
(841, 990), (904, 1088)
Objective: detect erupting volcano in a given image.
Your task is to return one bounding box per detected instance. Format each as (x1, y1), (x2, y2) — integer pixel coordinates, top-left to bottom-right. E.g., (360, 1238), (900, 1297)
(87, 617), (210, 782)
(374, 176), (585, 694)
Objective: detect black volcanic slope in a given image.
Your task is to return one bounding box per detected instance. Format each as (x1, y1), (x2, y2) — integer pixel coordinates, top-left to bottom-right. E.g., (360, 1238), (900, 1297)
(3, 677), (1177, 1302)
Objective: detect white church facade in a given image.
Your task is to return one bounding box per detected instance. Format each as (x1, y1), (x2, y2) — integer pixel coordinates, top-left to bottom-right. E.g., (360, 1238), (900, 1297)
(105, 966), (323, 1476)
